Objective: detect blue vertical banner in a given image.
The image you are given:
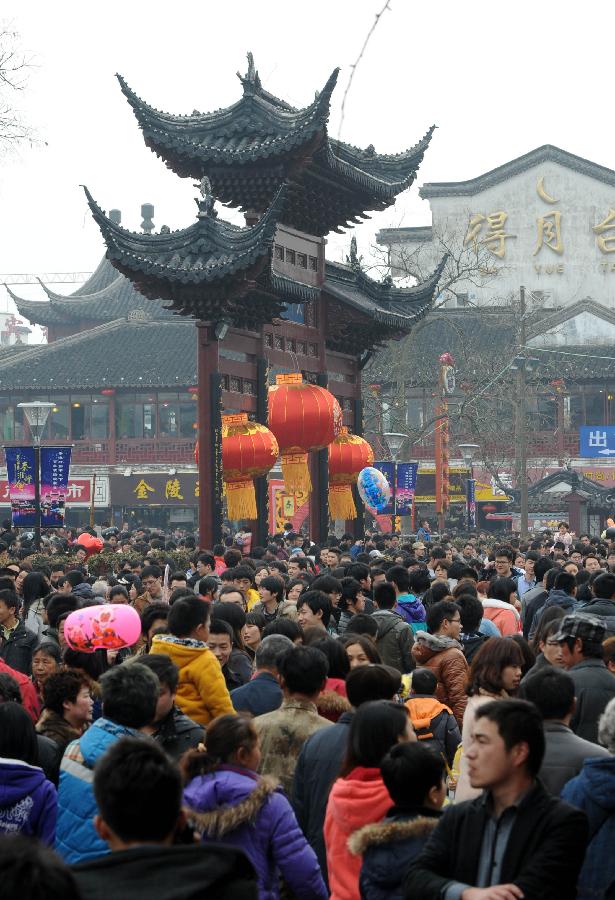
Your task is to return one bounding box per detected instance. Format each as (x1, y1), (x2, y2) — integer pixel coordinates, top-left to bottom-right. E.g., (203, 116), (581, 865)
(5, 446), (36, 526)
(40, 446), (72, 527)
(374, 461), (419, 516)
(467, 477), (476, 529)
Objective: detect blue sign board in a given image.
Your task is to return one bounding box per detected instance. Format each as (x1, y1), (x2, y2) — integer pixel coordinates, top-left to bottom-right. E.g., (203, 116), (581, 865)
(579, 426), (615, 458)
(373, 461), (419, 515)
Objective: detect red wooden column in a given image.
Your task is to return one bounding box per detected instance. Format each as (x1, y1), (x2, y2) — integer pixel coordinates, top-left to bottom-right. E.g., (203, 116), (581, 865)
(197, 324), (223, 549)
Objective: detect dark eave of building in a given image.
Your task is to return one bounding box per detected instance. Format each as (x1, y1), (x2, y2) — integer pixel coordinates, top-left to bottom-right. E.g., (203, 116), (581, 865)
(0, 316), (197, 391)
(419, 144), (615, 199)
(324, 254), (447, 329)
(117, 57), (434, 236)
(5, 263), (173, 328)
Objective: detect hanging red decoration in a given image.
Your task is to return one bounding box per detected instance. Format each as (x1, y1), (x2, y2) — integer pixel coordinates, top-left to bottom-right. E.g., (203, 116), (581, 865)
(194, 441), (199, 466)
(328, 428), (374, 520)
(222, 413), (278, 520)
(268, 373), (342, 494)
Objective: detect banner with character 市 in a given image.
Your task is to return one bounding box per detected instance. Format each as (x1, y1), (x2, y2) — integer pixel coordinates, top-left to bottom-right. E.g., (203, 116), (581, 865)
(40, 446), (72, 527)
(5, 446), (36, 526)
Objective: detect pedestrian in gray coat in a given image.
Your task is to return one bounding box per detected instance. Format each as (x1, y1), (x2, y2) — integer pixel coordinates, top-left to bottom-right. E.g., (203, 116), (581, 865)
(521, 667), (609, 795)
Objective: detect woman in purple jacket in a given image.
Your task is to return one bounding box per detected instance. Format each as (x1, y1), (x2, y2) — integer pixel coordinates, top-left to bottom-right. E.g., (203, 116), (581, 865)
(182, 713), (327, 900)
(0, 702), (57, 844)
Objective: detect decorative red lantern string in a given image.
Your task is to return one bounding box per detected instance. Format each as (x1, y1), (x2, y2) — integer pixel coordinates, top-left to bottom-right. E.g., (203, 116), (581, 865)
(221, 413), (278, 520)
(328, 428), (374, 520)
(268, 373), (342, 495)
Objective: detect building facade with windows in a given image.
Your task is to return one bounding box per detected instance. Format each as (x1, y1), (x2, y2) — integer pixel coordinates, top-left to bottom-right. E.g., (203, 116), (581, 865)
(376, 146), (615, 528)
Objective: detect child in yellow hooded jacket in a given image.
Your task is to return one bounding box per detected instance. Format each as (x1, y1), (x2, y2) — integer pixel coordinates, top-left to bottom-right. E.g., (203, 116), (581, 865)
(151, 595), (235, 727)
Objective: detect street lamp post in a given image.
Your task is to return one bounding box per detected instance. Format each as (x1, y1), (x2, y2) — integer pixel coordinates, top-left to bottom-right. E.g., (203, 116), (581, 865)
(459, 443), (480, 530)
(17, 402), (54, 551)
(383, 432), (406, 535)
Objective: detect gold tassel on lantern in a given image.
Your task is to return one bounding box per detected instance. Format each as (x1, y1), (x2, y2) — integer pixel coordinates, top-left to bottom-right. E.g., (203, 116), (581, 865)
(225, 480), (258, 520)
(281, 450), (312, 494)
(329, 484), (357, 520)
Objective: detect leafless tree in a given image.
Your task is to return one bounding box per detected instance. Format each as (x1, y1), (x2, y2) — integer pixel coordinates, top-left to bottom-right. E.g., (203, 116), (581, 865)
(0, 23), (36, 150)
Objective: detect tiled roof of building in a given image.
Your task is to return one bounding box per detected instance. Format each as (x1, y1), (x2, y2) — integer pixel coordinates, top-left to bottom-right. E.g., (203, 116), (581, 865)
(118, 54), (434, 236)
(0, 316), (197, 390)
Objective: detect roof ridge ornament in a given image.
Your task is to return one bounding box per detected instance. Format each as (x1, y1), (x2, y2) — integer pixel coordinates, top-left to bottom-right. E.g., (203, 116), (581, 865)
(194, 176), (218, 218)
(237, 52), (262, 95)
(346, 235), (362, 271)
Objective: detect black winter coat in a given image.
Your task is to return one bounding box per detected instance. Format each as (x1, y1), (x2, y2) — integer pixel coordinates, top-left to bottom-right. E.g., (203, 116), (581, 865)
(0, 620), (38, 675)
(153, 707), (204, 762)
(405, 781), (588, 900)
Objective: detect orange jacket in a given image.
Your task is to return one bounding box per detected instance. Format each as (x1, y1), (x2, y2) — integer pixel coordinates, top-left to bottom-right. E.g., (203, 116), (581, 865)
(324, 768), (392, 900)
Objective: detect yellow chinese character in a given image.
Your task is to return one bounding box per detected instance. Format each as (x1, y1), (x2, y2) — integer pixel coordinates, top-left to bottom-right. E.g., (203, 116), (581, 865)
(534, 211), (563, 256)
(593, 209), (615, 253)
(194, 480), (200, 498)
(133, 479), (155, 500)
(165, 479), (184, 500)
(595, 471), (605, 480)
(464, 211), (516, 258)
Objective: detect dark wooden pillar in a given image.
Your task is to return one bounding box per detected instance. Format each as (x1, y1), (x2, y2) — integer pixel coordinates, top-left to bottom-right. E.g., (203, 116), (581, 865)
(108, 392), (117, 464)
(197, 324), (223, 549)
(254, 356), (269, 548)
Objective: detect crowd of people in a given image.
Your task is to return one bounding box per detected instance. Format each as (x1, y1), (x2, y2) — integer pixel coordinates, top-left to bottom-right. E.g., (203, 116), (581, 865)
(3, 518), (615, 897)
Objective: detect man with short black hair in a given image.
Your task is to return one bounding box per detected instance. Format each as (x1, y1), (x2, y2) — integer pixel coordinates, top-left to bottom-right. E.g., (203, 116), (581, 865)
(412, 600), (468, 726)
(583, 571), (615, 615)
(296, 590), (331, 633)
(140, 564), (163, 602)
(133, 654), (203, 761)
(292, 664), (402, 883)
(55, 664), (161, 862)
(372, 581), (414, 674)
(405, 699), (589, 900)
(554, 613), (615, 743)
(255, 645), (332, 796)
(521, 666), (609, 794)
(71, 737), (257, 899)
(230, 634), (292, 716)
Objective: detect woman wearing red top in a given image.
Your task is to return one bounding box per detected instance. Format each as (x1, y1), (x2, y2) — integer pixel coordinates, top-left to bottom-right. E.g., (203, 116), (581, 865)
(324, 700), (415, 900)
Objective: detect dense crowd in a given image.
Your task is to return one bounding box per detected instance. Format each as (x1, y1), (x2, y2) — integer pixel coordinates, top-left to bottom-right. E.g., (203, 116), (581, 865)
(3, 518), (615, 898)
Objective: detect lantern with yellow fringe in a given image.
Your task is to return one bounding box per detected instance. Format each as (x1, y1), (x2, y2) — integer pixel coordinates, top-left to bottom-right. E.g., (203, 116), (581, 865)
(222, 414), (278, 521)
(268, 373), (342, 494)
(328, 428), (374, 520)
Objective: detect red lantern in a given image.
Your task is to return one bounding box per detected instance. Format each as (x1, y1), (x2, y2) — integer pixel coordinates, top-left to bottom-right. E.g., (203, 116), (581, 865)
(268, 373), (342, 494)
(328, 428), (374, 520)
(222, 413), (279, 520)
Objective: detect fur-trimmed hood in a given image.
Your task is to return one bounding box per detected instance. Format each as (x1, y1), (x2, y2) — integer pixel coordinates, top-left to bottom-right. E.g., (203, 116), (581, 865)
(348, 813), (439, 856)
(317, 688), (351, 719)
(185, 770), (279, 838)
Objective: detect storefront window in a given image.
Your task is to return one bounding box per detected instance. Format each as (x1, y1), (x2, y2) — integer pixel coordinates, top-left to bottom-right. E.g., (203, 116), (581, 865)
(49, 399), (70, 440)
(564, 395), (583, 429)
(179, 393), (197, 438)
(116, 395), (155, 439)
(159, 393), (180, 437)
(585, 390), (606, 426)
(90, 398), (109, 438)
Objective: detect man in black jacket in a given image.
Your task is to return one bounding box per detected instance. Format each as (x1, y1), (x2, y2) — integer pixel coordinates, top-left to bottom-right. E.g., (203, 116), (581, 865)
(0, 589), (37, 675)
(405, 699), (588, 900)
(292, 664), (401, 885)
(133, 655), (203, 761)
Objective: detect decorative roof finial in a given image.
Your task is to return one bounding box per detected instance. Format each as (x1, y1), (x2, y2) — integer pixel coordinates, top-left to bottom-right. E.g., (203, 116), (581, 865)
(346, 235), (362, 271)
(194, 176), (218, 219)
(237, 51), (262, 94)
(141, 203), (154, 234)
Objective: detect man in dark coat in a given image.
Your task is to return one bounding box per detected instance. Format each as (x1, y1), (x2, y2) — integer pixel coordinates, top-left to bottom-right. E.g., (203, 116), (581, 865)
(405, 699), (588, 900)
(0, 589), (37, 675)
(133, 655), (203, 761)
(292, 664), (401, 884)
(554, 613), (615, 743)
(230, 635), (292, 717)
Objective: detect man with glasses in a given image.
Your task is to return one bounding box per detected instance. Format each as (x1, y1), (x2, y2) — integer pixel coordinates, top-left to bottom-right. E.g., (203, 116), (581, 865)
(140, 565), (164, 602)
(412, 600), (469, 726)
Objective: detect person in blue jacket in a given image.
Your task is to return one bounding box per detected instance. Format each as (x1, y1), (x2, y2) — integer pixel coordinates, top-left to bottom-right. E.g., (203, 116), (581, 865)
(55, 663), (159, 863)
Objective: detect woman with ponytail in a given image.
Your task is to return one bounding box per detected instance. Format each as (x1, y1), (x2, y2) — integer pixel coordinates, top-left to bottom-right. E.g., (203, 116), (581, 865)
(182, 714), (327, 900)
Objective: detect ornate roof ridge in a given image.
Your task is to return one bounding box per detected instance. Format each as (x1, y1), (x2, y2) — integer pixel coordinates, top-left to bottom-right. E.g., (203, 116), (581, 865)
(420, 143), (615, 198)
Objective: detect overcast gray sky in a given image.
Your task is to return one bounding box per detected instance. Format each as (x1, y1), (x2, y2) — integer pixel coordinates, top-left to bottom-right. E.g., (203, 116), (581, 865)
(1, 0), (612, 327)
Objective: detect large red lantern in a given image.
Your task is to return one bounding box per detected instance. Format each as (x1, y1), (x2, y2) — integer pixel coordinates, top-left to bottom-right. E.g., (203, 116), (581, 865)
(268, 373), (342, 494)
(222, 413), (278, 520)
(328, 428), (374, 520)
